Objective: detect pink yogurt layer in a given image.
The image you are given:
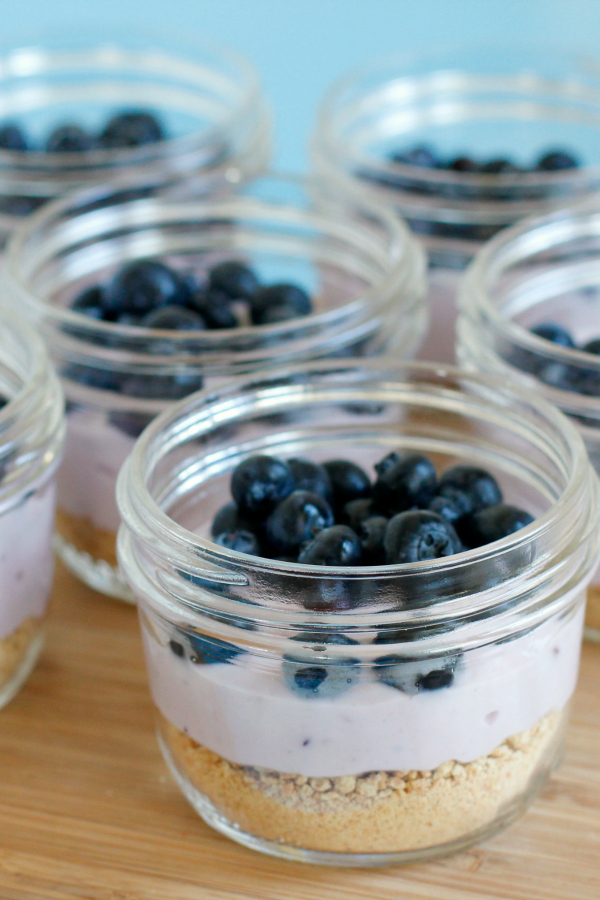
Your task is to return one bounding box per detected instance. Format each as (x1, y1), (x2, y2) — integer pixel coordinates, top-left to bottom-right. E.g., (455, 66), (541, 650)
(0, 480), (56, 640)
(142, 598), (583, 778)
(58, 408), (136, 534)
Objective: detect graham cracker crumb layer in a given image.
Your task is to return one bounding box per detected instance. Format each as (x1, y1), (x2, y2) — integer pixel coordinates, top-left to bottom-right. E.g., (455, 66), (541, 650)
(159, 708), (564, 854)
(56, 508), (118, 569)
(0, 617), (42, 690)
(586, 586), (600, 635)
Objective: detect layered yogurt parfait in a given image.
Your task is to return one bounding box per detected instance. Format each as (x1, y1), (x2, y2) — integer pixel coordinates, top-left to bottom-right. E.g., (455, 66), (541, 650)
(116, 360), (599, 864)
(3, 176), (425, 599)
(0, 311), (64, 707)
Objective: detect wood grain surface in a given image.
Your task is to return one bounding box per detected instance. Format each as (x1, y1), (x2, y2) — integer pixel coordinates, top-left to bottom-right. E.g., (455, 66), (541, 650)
(0, 562), (598, 900)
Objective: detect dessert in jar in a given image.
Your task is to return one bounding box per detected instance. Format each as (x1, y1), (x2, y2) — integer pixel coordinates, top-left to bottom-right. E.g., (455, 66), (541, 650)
(2, 175), (426, 600)
(0, 28), (270, 246)
(116, 359), (599, 864)
(0, 311), (65, 708)
(311, 45), (600, 363)
(457, 199), (600, 640)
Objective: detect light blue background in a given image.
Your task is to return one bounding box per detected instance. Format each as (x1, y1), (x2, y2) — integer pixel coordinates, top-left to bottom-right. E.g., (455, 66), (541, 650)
(2, 0), (600, 170)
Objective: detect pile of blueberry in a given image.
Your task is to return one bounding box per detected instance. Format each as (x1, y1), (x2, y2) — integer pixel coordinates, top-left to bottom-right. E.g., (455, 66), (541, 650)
(361, 144), (580, 243)
(165, 455), (534, 699)
(390, 144), (579, 174)
(64, 259), (313, 419)
(520, 322), (600, 395)
(0, 108), (165, 154)
(210, 451), (533, 566)
(71, 258), (312, 330)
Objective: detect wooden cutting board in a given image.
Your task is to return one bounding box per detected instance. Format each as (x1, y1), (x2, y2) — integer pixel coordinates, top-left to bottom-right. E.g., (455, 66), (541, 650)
(0, 562), (598, 900)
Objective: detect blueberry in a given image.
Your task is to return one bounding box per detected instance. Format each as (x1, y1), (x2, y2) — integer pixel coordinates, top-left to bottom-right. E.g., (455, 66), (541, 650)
(286, 667), (328, 693)
(576, 340), (600, 395)
(322, 459), (371, 510)
(99, 109), (165, 149)
(427, 488), (472, 524)
(108, 410), (154, 438)
(358, 515), (388, 564)
(511, 324), (576, 380)
(142, 305), (206, 330)
(0, 194), (44, 216)
(265, 490), (334, 556)
(302, 580), (362, 612)
(536, 150), (579, 171)
(480, 158), (520, 174)
(214, 529), (261, 556)
(574, 368), (600, 396)
(538, 361), (576, 391)
(71, 285), (105, 319)
(189, 290), (239, 329)
(531, 323), (575, 347)
(373, 452), (437, 514)
(230, 455), (295, 519)
(372, 623), (453, 645)
(208, 261), (259, 300)
(169, 639), (185, 657)
(374, 653), (459, 694)
(391, 144), (438, 168)
(384, 510), (462, 564)
(114, 313), (144, 326)
(0, 123), (28, 151)
(458, 503), (534, 548)
(250, 283), (312, 325)
(185, 631), (241, 665)
(211, 501), (253, 538)
(342, 497), (374, 529)
(104, 260), (190, 316)
(119, 371), (203, 400)
(437, 465), (502, 514)
(253, 303), (300, 325)
(583, 338), (600, 355)
(287, 458), (332, 500)
(298, 525), (362, 566)
(46, 124), (94, 153)
(374, 451), (401, 477)
(447, 156), (479, 172)
(282, 631), (360, 698)
(61, 362), (122, 392)
(181, 271), (203, 296)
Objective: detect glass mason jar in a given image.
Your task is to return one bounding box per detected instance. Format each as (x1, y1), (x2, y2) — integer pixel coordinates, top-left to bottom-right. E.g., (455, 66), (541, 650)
(312, 46), (600, 363)
(2, 175), (426, 601)
(457, 199), (600, 640)
(0, 310), (64, 708)
(0, 28), (270, 247)
(116, 359), (598, 865)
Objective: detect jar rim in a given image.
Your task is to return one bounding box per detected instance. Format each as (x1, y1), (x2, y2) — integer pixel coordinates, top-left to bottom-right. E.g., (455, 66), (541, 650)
(116, 359), (599, 628)
(315, 42), (600, 183)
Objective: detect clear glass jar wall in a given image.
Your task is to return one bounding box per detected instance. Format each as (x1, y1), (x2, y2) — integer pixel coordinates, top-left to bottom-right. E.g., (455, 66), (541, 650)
(0, 28), (271, 246)
(2, 175), (426, 600)
(457, 199), (600, 639)
(116, 360), (599, 865)
(0, 311), (65, 707)
(312, 46), (600, 362)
